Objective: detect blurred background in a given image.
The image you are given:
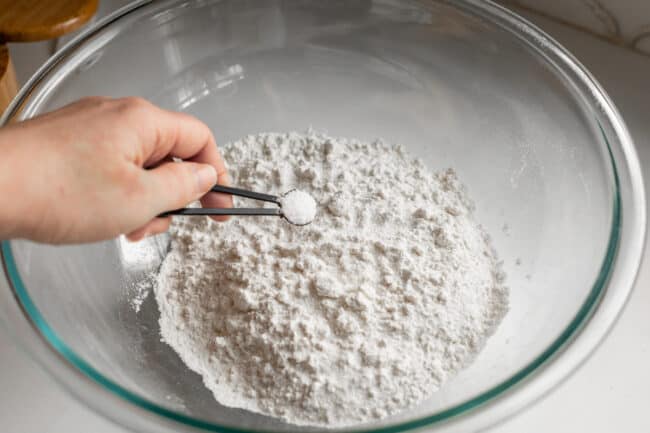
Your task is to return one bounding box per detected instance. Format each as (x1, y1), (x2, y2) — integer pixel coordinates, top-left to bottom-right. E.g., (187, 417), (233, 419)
(1, 1), (648, 432)
(7, 1), (650, 83)
(503, 0), (650, 53)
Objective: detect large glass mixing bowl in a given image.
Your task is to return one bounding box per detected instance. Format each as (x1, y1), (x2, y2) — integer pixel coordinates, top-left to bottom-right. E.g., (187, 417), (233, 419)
(0, 1), (646, 432)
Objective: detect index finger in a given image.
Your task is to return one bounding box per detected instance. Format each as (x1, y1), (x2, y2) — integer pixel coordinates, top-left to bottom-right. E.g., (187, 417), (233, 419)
(127, 101), (224, 176)
(123, 99), (233, 214)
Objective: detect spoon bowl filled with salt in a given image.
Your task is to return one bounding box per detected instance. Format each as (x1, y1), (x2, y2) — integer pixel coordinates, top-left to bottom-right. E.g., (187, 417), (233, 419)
(160, 184), (317, 226)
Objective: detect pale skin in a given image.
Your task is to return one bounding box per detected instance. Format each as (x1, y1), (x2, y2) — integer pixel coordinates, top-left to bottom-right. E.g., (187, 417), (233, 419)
(0, 96), (233, 244)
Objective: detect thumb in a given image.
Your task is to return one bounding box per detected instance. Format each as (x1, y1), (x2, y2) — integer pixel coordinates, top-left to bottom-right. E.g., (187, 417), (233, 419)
(144, 161), (217, 213)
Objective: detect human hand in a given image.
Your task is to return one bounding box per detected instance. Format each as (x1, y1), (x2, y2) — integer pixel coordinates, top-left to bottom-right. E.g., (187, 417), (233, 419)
(0, 96), (232, 244)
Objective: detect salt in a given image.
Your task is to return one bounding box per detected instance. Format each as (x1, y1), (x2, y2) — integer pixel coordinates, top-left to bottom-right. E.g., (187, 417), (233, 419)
(280, 189), (317, 225)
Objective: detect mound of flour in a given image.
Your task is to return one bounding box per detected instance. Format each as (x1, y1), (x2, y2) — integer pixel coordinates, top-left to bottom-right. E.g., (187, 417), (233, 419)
(153, 131), (508, 427)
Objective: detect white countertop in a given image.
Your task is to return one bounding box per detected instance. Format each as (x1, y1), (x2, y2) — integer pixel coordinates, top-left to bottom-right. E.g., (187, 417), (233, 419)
(1, 9), (648, 433)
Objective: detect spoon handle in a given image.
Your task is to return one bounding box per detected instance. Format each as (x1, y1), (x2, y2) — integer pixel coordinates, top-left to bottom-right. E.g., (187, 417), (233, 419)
(210, 185), (279, 204)
(159, 208), (281, 217)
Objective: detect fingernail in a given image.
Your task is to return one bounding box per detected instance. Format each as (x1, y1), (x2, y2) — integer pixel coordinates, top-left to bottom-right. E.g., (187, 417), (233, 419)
(195, 165), (217, 193)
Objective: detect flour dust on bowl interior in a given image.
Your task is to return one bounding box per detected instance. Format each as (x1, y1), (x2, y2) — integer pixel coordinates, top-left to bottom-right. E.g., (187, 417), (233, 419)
(0, 1), (645, 433)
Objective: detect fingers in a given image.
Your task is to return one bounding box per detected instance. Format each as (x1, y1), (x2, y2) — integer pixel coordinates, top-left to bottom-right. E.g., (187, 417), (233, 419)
(201, 192), (233, 222)
(113, 97), (233, 232)
(129, 159), (227, 241)
(126, 217), (171, 242)
(143, 161), (217, 215)
(115, 97), (233, 219)
(115, 98), (227, 177)
(200, 166), (232, 221)
(142, 109), (221, 167)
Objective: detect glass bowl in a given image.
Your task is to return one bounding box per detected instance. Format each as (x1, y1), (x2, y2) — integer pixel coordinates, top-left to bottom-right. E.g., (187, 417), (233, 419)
(0, 0), (645, 432)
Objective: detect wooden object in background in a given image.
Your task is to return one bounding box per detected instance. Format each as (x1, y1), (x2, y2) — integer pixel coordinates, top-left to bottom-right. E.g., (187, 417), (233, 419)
(0, 44), (18, 114)
(0, 0), (99, 42)
(0, 0), (99, 115)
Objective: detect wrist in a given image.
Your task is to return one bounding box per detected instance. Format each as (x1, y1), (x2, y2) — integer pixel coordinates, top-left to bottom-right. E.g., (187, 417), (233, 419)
(0, 126), (31, 240)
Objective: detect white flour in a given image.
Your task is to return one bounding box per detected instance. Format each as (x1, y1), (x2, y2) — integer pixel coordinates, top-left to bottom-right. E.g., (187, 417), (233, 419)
(153, 131), (508, 427)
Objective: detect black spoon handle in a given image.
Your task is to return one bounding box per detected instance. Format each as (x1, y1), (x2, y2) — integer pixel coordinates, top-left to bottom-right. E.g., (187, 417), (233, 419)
(210, 184), (279, 204)
(159, 208), (281, 217)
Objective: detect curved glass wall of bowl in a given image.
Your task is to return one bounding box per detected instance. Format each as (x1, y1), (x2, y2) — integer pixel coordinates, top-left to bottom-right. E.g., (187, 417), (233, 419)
(0, 0), (645, 433)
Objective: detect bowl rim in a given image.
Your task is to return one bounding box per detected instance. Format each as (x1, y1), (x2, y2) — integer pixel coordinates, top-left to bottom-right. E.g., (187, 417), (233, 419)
(0, 0), (646, 432)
